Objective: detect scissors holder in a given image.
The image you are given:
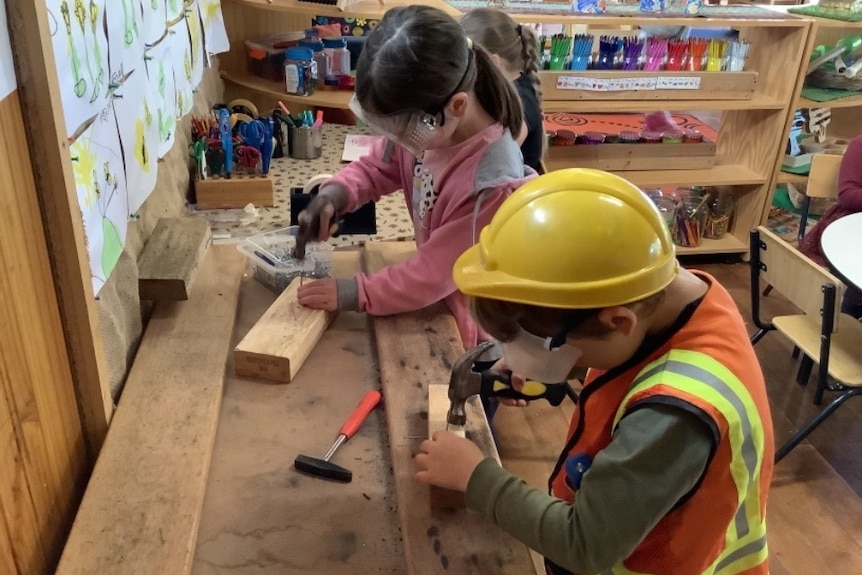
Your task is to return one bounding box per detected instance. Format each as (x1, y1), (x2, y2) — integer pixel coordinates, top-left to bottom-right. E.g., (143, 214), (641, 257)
(288, 125), (323, 160)
(194, 174), (275, 210)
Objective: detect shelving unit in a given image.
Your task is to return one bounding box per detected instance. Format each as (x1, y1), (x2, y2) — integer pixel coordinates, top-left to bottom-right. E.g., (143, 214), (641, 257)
(220, 1), (812, 258)
(780, 15), (862, 185)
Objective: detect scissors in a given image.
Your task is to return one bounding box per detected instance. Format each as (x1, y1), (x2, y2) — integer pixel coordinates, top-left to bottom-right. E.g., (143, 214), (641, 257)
(189, 137), (207, 180)
(239, 119), (266, 151)
(218, 107), (233, 179)
(261, 118), (274, 175)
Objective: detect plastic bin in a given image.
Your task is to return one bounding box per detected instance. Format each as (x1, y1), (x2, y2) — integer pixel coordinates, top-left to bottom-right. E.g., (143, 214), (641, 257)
(237, 226), (333, 293)
(245, 32), (305, 83)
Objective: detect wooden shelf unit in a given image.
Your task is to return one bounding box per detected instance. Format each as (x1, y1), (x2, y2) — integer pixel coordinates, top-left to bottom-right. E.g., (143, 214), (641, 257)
(220, 4), (812, 258)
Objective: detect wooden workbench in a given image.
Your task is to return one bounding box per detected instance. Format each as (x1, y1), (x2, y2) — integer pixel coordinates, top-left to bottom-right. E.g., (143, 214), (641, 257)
(192, 247), (574, 574)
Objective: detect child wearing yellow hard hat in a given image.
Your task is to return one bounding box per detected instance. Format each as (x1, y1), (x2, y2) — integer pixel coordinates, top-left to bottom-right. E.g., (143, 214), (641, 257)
(415, 168), (774, 575)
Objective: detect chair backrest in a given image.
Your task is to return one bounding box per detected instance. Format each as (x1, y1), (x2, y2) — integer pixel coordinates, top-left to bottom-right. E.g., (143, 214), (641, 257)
(754, 226), (843, 331)
(806, 153), (843, 200)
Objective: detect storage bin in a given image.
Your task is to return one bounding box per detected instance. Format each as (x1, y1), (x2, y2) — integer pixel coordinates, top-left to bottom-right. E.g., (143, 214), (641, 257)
(245, 32), (304, 83)
(238, 226), (333, 293)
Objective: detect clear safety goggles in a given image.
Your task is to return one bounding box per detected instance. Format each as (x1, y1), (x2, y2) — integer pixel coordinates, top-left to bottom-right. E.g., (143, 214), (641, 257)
(349, 94), (443, 157)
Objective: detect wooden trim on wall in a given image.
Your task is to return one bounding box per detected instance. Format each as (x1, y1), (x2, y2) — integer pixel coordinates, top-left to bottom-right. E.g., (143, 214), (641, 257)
(6, 1), (112, 459)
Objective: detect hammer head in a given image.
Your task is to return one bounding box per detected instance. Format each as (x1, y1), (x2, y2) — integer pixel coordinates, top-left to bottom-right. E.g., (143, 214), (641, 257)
(294, 454), (353, 483)
(447, 341), (497, 427)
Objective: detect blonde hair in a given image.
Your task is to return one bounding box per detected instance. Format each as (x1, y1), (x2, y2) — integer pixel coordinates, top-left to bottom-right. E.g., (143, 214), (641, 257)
(460, 8), (542, 103)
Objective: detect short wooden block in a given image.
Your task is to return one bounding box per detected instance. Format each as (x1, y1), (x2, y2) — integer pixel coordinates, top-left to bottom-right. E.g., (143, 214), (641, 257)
(138, 217), (212, 301)
(234, 277), (335, 383)
(194, 173), (274, 209)
(540, 71), (758, 101)
(546, 141), (716, 171)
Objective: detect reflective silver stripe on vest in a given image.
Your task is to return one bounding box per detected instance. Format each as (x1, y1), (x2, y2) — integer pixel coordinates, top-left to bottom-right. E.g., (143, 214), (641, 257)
(631, 359), (759, 539)
(714, 534), (768, 573)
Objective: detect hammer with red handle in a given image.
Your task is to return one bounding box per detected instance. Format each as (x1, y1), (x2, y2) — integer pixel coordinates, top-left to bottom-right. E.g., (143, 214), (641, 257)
(294, 389), (382, 483)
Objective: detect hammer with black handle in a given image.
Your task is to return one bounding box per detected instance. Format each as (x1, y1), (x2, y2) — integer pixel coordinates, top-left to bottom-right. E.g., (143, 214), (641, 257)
(446, 341), (572, 431)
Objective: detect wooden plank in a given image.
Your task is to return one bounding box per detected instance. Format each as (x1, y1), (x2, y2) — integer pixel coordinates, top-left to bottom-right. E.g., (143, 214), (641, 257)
(0, 91), (89, 574)
(364, 241), (536, 575)
(540, 71), (758, 101)
(56, 246), (245, 575)
(7, 0), (113, 458)
(545, 141), (716, 172)
(194, 174), (274, 209)
(138, 218), (212, 301)
(193, 250), (408, 575)
(233, 278), (335, 384)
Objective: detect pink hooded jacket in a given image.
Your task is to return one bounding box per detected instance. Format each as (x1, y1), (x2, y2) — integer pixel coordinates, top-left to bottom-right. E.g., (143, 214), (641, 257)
(329, 123), (536, 347)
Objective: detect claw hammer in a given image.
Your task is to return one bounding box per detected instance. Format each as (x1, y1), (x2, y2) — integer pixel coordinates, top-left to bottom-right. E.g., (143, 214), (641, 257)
(446, 341), (572, 432)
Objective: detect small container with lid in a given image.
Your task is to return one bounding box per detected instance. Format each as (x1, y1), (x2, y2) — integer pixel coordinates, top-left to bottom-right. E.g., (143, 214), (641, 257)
(640, 131), (663, 144)
(298, 39), (325, 85)
(323, 37), (352, 77)
(580, 131), (606, 145)
(284, 47), (316, 96)
(683, 129), (704, 144)
(619, 131), (641, 144)
(662, 130), (684, 144)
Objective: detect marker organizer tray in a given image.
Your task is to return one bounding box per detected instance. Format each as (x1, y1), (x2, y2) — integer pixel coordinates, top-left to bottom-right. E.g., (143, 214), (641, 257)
(238, 226), (333, 293)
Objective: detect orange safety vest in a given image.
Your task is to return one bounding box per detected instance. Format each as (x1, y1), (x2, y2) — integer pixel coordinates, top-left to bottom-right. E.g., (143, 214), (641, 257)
(548, 273), (774, 575)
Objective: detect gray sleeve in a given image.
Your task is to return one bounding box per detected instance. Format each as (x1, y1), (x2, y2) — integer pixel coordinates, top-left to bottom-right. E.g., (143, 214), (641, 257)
(335, 278), (360, 312)
(465, 404), (715, 573)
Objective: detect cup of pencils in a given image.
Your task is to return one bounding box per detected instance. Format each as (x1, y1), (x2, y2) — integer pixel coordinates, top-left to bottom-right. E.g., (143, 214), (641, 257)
(705, 190), (734, 239)
(674, 196), (709, 248)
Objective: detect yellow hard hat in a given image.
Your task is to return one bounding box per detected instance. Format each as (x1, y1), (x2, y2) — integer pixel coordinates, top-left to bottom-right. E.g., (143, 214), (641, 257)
(454, 168), (678, 309)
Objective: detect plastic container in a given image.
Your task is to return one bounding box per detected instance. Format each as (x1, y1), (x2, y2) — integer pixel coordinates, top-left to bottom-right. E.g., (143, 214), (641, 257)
(323, 37), (352, 76)
(619, 131), (641, 144)
(705, 190), (734, 239)
(673, 196), (709, 248)
(648, 193), (677, 233)
(580, 131), (606, 145)
(245, 32), (305, 83)
(284, 47), (316, 96)
(662, 130), (684, 144)
(238, 226), (333, 293)
(299, 39), (326, 85)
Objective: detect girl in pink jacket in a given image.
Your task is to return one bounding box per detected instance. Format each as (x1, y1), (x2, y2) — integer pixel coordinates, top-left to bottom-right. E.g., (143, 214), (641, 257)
(296, 5), (537, 347)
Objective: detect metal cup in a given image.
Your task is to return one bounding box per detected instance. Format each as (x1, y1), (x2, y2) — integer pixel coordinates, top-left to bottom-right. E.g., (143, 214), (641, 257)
(288, 125), (323, 160)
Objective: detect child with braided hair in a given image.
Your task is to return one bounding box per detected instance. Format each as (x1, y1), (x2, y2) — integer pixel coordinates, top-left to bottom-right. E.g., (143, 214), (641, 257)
(461, 8), (545, 173)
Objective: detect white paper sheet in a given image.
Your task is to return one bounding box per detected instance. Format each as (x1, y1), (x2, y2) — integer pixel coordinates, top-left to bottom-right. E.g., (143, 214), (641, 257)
(141, 0), (166, 47)
(0, 0), (16, 99)
(169, 15), (194, 117)
(198, 0), (229, 55)
(106, 0), (145, 81)
(146, 38), (177, 158)
(71, 103), (129, 295)
(47, 0), (110, 137)
(186, 1), (205, 88)
(114, 67), (158, 214)
(165, 0), (183, 21)
(341, 134), (381, 163)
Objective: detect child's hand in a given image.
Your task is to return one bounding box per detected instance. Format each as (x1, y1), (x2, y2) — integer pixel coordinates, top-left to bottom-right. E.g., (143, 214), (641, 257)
(414, 431), (485, 492)
(297, 278), (338, 311)
(489, 358), (530, 408)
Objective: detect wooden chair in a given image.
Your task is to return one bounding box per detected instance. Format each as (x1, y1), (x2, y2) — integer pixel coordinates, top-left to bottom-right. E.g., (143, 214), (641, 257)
(749, 226), (862, 462)
(797, 153), (843, 243)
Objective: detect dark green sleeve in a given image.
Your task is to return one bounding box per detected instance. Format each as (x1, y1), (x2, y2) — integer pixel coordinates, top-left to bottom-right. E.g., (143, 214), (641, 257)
(465, 404), (715, 573)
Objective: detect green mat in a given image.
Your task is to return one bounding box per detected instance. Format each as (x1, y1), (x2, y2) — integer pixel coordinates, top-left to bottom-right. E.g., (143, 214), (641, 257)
(788, 5), (862, 22)
(801, 85), (862, 102)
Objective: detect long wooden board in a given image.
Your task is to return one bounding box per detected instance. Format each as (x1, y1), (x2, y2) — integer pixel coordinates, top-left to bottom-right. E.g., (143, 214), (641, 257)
(56, 245), (245, 575)
(364, 241), (535, 575)
(233, 277), (335, 384)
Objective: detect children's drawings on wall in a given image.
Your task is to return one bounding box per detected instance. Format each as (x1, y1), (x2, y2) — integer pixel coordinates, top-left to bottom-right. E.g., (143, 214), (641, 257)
(114, 69), (158, 214)
(71, 104), (129, 295)
(0, 0), (15, 99)
(142, 0), (167, 47)
(171, 15), (194, 117)
(146, 38), (177, 158)
(106, 0), (144, 81)
(47, 0), (110, 138)
(186, 3), (205, 88)
(198, 0), (230, 56)
(45, 0), (226, 295)
(165, 0), (183, 21)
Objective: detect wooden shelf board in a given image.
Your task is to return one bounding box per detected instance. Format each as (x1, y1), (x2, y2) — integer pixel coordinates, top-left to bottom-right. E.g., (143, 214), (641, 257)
(799, 94), (862, 109)
(225, 0), (459, 18)
(543, 93), (785, 112)
(508, 14), (810, 27)
(777, 171), (809, 185)
(221, 71), (353, 109)
(807, 15), (862, 29)
(675, 234), (748, 256)
(543, 156), (766, 187)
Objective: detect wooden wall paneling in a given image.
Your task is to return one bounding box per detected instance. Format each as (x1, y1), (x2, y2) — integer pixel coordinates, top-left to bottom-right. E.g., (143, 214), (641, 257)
(0, 492), (23, 575)
(0, 90), (89, 573)
(6, 0), (113, 457)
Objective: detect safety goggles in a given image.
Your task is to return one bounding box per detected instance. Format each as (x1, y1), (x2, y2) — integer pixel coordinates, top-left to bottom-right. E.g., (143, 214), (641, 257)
(349, 94), (442, 157)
